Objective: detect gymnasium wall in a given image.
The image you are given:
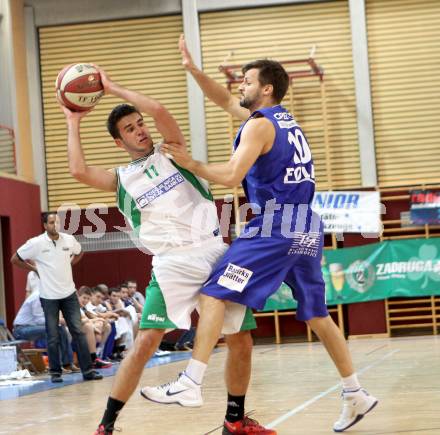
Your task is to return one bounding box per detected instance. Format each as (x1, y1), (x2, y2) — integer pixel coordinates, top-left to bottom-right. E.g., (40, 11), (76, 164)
(72, 249), (152, 295)
(0, 176), (41, 325)
(366, 0), (440, 187)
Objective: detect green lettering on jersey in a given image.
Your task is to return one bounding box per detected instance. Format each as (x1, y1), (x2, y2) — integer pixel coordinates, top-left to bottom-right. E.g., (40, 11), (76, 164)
(144, 164), (159, 179)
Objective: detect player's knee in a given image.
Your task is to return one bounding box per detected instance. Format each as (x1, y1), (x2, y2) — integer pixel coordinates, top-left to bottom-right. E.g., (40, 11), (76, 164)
(226, 331), (253, 357)
(135, 331), (154, 351)
(306, 315), (330, 330)
(134, 329), (163, 354)
(200, 293), (226, 310)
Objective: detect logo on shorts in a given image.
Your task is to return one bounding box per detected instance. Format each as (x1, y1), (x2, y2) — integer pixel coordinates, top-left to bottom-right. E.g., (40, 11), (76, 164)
(217, 263), (253, 293)
(288, 231), (320, 257)
(147, 313), (165, 322)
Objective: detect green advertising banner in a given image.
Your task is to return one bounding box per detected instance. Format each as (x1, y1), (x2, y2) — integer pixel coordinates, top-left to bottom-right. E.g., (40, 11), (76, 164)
(261, 237), (440, 311)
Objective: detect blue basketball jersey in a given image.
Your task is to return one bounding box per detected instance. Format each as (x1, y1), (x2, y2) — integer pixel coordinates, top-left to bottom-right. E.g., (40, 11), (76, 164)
(201, 106), (326, 313)
(234, 104), (315, 208)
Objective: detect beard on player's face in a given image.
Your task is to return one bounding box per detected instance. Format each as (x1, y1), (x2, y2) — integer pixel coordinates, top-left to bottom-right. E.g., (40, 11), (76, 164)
(239, 96), (251, 109)
(239, 90), (262, 110)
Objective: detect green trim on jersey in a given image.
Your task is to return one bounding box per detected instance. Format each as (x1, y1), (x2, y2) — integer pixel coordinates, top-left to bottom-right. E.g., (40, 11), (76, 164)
(130, 153), (152, 166)
(116, 169), (141, 230)
(171, 161), (213, 201)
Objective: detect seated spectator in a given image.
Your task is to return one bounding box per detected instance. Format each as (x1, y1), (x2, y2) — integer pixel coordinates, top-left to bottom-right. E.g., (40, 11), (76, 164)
(105, 287), (134, 352)
(13, 291), (78, 373)
(95, 283), (109, 299)
(119, 283), (141, 338)
(87, 287), (118, 321)
(76, 287), (112, 369)
(126, 279), (145, 306)
(87, 287), (118, 360)
(120, 282), (143, 314)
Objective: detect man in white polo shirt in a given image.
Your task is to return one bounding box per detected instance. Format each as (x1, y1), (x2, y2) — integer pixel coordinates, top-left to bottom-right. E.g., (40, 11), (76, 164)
(11, 212), (103, 383)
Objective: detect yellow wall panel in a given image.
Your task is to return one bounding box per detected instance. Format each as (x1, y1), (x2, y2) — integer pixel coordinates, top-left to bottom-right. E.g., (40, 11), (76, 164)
(367, 0), (440, 187)
(0, 128), (15, 175)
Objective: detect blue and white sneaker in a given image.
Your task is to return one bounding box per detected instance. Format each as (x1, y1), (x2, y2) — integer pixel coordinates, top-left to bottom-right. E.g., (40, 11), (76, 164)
(333, 388), (378, 432)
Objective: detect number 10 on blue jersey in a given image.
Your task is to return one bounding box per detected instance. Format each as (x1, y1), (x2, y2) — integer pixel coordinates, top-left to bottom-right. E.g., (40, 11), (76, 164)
(284, 128), (315, 184)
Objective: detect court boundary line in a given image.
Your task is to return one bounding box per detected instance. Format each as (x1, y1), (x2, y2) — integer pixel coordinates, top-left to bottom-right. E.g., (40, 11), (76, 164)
(266, 349), (399, 429)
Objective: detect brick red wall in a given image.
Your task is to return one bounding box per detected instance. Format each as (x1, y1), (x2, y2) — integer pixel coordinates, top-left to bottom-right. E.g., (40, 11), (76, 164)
(0, 177), (41, 325)
(72, 248), (152, 293)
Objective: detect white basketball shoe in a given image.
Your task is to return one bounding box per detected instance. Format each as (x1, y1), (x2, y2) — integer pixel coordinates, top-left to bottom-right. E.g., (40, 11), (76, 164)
(333, 388), (378, 432)
(140, 372), (203, 407)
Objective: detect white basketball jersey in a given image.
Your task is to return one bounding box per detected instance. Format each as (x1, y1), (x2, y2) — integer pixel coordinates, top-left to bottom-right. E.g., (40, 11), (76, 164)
(116, 145), (221, 255)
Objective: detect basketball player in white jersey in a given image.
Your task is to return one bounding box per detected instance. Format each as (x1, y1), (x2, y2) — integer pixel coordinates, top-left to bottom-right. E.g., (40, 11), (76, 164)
(60, 67), (273, 435)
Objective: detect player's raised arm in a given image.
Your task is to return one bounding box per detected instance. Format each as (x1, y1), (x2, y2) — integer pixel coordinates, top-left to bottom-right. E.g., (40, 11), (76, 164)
(61, 105), (117, 192)
(179, 34), (249, 121)
(162, 116), (274, 187)
(96, 67), (185, 146)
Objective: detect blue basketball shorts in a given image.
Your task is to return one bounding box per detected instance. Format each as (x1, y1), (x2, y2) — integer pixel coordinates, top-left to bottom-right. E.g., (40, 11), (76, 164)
(201, 205), (329, 321)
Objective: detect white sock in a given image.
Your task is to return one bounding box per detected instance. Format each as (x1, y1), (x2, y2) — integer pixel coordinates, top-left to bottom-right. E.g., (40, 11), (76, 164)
(342, 373), (361, 392)
(184, 358), (207, 385)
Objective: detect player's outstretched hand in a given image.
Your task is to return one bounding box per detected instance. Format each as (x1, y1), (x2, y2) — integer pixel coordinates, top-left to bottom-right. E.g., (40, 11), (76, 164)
(161, 141), (195, 170)
(90, 64), (114, 95)
(179, 34), (196, 71)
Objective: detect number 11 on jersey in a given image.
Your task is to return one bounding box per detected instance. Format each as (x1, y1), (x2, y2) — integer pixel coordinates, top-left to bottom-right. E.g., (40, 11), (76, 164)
(144, 164), (159, 179)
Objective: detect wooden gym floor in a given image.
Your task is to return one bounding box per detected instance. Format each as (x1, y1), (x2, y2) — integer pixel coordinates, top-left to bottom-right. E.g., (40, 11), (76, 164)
(1, 335), (439, 434)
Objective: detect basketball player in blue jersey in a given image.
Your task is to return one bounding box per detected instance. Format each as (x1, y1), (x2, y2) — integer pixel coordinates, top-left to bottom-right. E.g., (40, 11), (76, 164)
(60, 67), (272, 435)
(142, 35), (378, 434)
